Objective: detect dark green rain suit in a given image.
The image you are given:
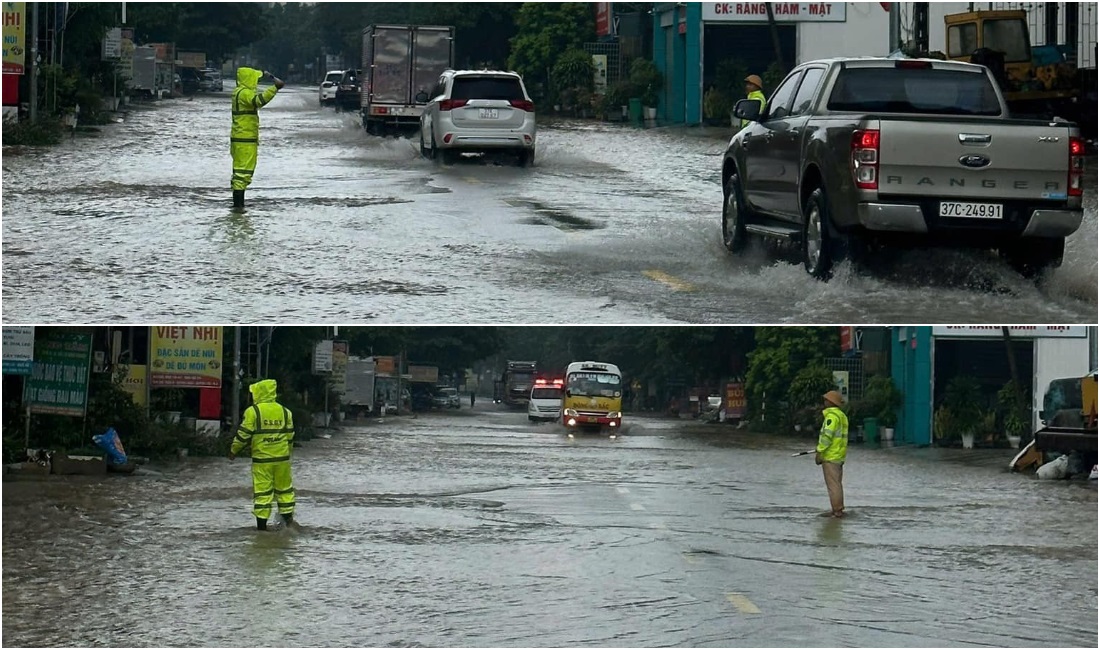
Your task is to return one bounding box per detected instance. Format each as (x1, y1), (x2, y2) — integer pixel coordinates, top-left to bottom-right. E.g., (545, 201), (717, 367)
(232, 379), (296, 530)
(230, 67), (280, 207)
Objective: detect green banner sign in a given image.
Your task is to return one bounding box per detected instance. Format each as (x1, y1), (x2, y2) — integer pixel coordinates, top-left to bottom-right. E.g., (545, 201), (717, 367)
(23, 331), (93, 417)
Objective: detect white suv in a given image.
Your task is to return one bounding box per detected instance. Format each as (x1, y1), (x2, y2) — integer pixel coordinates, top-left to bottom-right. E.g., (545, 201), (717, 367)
(419, 70), (537, 167)
(319, 70), (343, 105)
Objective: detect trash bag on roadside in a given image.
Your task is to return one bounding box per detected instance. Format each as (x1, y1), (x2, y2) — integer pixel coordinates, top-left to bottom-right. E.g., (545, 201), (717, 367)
(1036, 454), (1069, 480)
(92, 427), (128, 466)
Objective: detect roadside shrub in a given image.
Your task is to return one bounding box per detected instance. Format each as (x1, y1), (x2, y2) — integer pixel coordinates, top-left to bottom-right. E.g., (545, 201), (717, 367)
(629, 58), (663, 107)
(2, 117), (64, 146)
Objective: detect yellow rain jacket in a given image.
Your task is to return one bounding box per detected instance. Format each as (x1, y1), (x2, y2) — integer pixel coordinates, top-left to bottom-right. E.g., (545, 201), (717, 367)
(232, 379), (294, 462)
(816, 405), (849, 463)
(230, 67), (280, 191)
(742, 89), (767, 128)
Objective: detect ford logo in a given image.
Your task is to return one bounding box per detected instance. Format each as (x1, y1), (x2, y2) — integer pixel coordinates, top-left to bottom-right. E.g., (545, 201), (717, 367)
(959, 154), (991, 168)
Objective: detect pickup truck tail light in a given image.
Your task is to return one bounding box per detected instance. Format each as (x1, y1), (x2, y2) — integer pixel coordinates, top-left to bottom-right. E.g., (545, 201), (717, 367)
(851, 129), (880, 190)
(439, 99), (469, 111)
(1068, 136), (1085, 197)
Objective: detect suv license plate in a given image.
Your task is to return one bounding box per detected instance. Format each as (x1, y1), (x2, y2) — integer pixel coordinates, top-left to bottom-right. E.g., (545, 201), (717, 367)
(940, 202), (1003, 219)
(478, 108), (499, 119)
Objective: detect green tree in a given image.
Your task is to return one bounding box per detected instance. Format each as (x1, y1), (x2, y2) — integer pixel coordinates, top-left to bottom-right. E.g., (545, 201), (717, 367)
(745, 328), (839, 428)
(507, 3), (595, 103)
(127, 2), (271, 63)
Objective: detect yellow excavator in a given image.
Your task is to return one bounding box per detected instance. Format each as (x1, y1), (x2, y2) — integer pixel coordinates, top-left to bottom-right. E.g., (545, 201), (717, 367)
(1011, 371), (1098, 473)
(941, 9), (1096, 136)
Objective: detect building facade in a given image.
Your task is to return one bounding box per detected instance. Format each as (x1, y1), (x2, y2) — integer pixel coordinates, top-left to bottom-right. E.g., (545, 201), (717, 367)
(890, 326), (1098, 446)
(652, 1), (1097, 125)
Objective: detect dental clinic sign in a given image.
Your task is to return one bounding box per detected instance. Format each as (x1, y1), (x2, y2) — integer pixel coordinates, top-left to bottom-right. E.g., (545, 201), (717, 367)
(703, 3), (846, 22)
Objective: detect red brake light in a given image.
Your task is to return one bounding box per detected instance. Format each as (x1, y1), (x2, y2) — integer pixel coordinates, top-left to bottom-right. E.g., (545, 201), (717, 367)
(535, 379), (547, 385)
(851, 129), (881, 191)
(1068, 136), (1085, 197)
(439, 99), (468, 111)
(508, 99), (535, 112)
(895, 60), (933, 69)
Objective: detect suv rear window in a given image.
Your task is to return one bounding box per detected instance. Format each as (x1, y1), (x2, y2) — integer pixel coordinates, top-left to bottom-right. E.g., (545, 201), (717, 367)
(827, 67), (1002, 116)
(451, 76), (524, 101)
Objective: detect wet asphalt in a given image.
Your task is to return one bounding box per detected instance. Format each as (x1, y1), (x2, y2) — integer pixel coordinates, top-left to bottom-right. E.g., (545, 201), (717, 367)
(1, 86), (1096, 323)
(3, 407), (1095, 647)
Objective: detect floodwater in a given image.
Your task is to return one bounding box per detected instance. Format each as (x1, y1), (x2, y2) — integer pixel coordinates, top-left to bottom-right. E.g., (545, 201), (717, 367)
(3, 409), (1096, 647)
(2, 87), (1096, 323)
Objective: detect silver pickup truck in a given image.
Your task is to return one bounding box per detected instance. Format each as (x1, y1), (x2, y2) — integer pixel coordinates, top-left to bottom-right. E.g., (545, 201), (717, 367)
(722, 57), (1086, 279)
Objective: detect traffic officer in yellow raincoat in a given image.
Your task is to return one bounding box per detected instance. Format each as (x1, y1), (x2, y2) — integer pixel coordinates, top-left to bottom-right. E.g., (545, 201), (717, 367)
(231, 67), (283, 210)
(815, 390), (849, 518)
(741, 74), (767, 129)
(230, 379), (296, 530)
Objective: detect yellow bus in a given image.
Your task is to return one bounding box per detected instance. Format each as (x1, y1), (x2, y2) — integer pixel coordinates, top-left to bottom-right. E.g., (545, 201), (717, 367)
(562, 361), (623, 434)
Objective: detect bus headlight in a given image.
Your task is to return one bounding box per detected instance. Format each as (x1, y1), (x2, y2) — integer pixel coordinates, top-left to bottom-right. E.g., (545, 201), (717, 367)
(564, 409), (578, 418)
(607, 412), (621, 420)
(566, 417), (577, 427)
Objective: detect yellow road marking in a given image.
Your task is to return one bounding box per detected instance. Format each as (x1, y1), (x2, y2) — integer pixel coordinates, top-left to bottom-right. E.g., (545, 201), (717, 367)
(643, 269), (696, 292)
(630, 503), (646, 511)
(682, 552), (700, 565)
(615, 487), (630, 495)
(464, 177), (482, 184)
(727, 593), (762, 614)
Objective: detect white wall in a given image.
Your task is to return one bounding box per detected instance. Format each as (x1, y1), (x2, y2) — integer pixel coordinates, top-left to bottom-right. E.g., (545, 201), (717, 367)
(796, 3), (891, 63)
(1032, 337), (1094, 432)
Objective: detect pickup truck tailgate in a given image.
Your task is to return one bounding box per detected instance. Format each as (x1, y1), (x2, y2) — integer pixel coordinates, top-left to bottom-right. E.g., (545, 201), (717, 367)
(877, 120), (1073, 201)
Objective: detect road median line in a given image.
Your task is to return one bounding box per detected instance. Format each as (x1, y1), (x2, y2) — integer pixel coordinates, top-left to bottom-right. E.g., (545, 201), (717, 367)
(643, 269), (696, 292)
(726, 592), (762, 614)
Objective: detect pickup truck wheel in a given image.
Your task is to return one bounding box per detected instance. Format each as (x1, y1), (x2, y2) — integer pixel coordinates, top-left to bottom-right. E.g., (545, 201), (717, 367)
(1000, 238), (1065, 278)
(722, 173), (750, 252)
(803, 187), (835, 280)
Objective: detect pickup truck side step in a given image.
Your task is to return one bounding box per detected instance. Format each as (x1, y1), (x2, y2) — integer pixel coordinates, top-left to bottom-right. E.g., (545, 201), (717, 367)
(745, 223), (801, 240)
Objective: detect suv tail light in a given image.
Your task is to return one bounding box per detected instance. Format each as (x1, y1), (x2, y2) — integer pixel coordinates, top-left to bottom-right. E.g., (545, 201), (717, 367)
(508, 99), (535, 112)
(851, 129), (881, 191)
(1068, 136), (1085, 197)
(439, 99), (468, 111)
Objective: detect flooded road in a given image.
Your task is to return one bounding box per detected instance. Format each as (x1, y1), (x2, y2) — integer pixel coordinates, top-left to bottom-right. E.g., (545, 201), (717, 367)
(4, 408), (1096, 647)
(2, 86), (1096, 323)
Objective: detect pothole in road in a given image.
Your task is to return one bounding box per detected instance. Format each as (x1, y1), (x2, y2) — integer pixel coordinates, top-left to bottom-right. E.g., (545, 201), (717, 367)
(507, 198), (603, 231)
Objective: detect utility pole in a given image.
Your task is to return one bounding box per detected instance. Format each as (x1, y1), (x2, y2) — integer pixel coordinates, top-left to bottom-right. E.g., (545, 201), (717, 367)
(232, 326), (242, 431)
(764, 3), (785, 76)
(889, 3), (901, 53)
(29, 2), (39, 122)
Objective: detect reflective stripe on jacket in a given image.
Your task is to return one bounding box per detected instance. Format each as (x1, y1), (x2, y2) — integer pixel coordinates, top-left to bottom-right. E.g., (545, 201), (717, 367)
(232, 379), (295, 461)
(816, 406), (849, 463)
(231, 67), (279, 143)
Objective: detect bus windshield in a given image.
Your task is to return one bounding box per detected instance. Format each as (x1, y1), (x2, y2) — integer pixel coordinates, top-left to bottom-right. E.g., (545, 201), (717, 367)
(567, 372), (622, 398)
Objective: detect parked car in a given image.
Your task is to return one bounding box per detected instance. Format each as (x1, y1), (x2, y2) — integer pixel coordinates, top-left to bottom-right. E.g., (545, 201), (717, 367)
(419, 69), (537, 166)
(319, 69), (343, 105)
(433, 387), (461, 409)
(722, 57), (1085, 279)
(178, 67), (201, 95)
(334, 69), (361, 111)
(199, 68), (223, 92)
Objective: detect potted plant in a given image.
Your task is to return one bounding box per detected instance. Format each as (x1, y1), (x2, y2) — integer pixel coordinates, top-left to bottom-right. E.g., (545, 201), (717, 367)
(703, 87), (735, 127)
(943, 375), (983, 449)
(629, 58), (663, 119)
(864, 376), (903, 441)
(997, 380), (1030, 449)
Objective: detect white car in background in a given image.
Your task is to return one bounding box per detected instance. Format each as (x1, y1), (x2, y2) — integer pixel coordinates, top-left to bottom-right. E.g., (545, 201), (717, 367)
(528, 378), (564, 422)
(419, 69), (537, 166)
(319, 70), (343, 105)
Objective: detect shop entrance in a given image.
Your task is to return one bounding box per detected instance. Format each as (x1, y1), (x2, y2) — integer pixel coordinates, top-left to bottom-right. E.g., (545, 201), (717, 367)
(702, 24), (796, 94)
(933, 338), (1035, 445)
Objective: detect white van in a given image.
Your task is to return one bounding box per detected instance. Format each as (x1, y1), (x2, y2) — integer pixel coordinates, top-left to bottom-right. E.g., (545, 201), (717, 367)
(528, 378), (564, 422)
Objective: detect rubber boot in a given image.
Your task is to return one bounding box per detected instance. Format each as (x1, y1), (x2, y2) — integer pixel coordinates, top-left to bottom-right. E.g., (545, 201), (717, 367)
(282, 514), (294, 528)
(233, 190), (245, 210)
(256, 517), (267, 531)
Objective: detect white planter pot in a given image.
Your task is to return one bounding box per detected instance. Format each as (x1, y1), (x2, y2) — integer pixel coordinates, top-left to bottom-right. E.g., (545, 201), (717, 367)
(961, 432), (975, 449)
(882, 427), (894, 441)
(643, 106), (657, 120)
(1007, 435), (1021, 449)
